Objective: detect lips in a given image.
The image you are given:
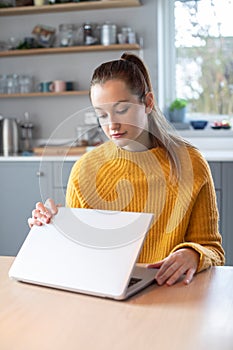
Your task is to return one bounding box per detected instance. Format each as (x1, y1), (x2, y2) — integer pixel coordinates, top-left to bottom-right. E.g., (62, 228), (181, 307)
(110, 132), (127, 139)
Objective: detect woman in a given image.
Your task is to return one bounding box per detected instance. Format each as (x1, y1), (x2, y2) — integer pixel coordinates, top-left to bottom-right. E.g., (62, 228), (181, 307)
(29, 52), (225, 286)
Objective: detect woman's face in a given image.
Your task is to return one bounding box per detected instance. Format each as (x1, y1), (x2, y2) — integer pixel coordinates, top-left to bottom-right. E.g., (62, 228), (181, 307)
(90, 80), (152, 151)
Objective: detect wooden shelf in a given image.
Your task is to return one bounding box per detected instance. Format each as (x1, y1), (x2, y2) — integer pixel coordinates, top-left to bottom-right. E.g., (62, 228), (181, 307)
(0, 0), (141, 16)
(0, 90), (89, 98)
(0, 44), (141, 58)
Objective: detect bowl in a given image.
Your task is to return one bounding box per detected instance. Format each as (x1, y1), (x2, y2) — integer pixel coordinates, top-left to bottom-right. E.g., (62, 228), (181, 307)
(190, 120), (208, 130)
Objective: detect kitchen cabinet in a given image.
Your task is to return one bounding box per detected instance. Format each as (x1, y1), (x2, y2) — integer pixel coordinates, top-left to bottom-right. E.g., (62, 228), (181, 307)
(0, 161), (52, 256)
(0, 160), (74, 256)
(209, 161), (233, 266)
(52, 160), (74, 204)
(222, 162), (233, 266)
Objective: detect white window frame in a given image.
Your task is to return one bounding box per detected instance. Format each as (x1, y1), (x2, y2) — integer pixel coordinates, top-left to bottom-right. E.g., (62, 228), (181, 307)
(156, 0), (176, 113)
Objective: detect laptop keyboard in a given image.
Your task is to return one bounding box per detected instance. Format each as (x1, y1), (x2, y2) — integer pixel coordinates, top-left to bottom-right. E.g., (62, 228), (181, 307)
(128, 277), (142, 288)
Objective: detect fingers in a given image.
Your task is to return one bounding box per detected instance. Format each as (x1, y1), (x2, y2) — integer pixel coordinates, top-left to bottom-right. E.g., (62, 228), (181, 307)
(154, 249), (199, 286)
(147, 260), (164, 269)
(44, 198), (59, 215)
(183, 268), (196, 285)
(28, 198), (59, 228)
(28, 217), (42, 228)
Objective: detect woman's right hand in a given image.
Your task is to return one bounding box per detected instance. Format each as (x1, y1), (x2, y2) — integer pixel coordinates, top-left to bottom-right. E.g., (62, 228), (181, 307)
(28, 198), (59, 228)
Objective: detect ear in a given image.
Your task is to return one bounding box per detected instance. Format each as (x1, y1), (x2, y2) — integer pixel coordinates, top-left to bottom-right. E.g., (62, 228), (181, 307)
(144, 92), (154, 114)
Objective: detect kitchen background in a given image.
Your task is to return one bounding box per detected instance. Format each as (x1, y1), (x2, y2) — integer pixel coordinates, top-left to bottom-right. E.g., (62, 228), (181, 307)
(1, 0), (233, 266)
(0, 0), (157, 142)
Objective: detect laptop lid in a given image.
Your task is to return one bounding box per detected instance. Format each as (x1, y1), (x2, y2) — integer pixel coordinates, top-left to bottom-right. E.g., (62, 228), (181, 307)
(9, 208), (154, 300)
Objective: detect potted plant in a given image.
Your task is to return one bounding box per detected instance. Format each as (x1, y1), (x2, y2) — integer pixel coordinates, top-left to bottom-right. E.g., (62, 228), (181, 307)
(169, 98), (187, 123)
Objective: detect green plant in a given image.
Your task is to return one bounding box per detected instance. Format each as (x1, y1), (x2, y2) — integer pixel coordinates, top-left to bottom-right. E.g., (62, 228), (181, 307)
(169, 98), (187, 111)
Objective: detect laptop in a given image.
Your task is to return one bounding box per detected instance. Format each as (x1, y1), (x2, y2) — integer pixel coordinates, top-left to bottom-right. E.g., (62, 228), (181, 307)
(9, 207), (157, 300)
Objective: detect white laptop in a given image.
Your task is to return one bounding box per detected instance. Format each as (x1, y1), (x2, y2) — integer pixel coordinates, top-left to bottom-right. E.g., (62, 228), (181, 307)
(9, 207), (157, 300)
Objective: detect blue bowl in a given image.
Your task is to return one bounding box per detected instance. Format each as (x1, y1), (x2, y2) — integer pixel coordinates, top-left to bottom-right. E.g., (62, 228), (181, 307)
(190, 120), (208, 130)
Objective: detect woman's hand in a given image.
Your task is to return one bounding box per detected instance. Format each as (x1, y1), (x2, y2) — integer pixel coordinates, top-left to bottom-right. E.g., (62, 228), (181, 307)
(28, 198), (59, 228)
(147, 248), (200, 286)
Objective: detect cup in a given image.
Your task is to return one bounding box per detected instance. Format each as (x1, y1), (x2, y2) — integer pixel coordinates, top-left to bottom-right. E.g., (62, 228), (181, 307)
(50, 80), (66, 93)
(66, 81), (74, 91)
(33, 0), (45, 6)
(128, 31), (136, 44)
(38, 81), (53, 92)
(19, 75), (33, 93)
(117, 33), (127, 44)
(0, 74), (7, 94)
(6, 74), (19, 94)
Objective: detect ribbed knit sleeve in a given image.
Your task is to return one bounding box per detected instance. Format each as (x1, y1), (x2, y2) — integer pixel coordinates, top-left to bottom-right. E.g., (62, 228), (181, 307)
(65, 141), (225, 270)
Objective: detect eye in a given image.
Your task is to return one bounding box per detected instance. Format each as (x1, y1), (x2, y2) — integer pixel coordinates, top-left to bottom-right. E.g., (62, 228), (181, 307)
(115, 106), (130, 115)
(97, 114), (108, 120)
(95, 111), (108, 120)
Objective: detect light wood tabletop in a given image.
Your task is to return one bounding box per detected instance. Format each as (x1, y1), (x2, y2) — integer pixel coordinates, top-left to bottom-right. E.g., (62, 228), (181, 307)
(0, 256), (233, 350)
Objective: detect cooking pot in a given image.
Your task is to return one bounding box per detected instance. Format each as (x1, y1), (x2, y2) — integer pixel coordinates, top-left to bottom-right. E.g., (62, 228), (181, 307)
(0, 117), (19, 156)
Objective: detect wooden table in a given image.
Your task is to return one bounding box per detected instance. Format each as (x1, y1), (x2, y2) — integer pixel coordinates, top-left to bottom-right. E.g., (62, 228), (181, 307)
(1, 256), (233, 350)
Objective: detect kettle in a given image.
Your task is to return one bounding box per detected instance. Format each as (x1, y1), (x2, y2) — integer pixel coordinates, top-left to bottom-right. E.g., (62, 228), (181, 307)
(0, 117), (19, 156)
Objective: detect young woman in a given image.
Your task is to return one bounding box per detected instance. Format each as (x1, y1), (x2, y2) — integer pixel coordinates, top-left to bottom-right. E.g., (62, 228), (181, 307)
(29, 52), (225, 286)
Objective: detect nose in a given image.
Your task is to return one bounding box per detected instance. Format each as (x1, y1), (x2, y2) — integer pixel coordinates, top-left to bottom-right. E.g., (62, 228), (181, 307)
(108, 113), (121, 130)
(108, 122), (121, 131)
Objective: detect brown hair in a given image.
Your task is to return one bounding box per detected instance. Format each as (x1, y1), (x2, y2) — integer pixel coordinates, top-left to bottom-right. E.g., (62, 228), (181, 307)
(90, 52), (191, 180)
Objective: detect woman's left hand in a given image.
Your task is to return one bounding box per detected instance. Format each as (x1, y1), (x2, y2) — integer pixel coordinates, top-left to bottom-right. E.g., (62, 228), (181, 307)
(147, 248), (200, 286)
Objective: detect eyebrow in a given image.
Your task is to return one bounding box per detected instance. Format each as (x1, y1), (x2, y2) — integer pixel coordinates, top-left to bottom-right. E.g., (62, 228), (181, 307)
(94, 100), (130, 110)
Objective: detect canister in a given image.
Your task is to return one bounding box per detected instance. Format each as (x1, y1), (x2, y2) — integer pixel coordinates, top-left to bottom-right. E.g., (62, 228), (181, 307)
(100, 23), (117, 46)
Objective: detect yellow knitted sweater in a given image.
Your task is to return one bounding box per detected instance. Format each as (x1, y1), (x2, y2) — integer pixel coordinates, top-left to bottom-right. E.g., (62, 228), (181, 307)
(66, 141), (225, 272)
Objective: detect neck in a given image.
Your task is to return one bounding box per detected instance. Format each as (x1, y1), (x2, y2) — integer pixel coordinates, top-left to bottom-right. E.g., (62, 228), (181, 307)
(122, 133), (153, 152)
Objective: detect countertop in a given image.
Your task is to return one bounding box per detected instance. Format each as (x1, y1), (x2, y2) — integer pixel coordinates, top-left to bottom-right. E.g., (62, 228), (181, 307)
(1, 150), (233, 162)
(1, 135), (233, 162)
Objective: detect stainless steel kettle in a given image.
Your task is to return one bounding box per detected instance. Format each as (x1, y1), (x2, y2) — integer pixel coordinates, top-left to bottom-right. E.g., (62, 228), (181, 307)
(0, 117), (19, 156)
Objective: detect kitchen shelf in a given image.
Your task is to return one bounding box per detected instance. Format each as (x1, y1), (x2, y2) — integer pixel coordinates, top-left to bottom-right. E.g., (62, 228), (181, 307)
(0, 90), (89, 98)
(0, 0), (141, 16)
(0, 44), (141, 58)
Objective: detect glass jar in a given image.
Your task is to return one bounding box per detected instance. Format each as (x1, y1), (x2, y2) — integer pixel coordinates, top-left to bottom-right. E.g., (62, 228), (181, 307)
(19, 75), (33, 94)
(83, 23), (98, 45)
(6, 74), (19, 94)
(0, 74), (7, 94)
(59, 24), (76, 47)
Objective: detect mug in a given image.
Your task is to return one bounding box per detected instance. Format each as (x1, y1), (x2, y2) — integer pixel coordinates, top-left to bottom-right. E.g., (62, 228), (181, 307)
(50, 80), (66, 93)
(39, 81), (53, 92)
(66, 81), (74, 91)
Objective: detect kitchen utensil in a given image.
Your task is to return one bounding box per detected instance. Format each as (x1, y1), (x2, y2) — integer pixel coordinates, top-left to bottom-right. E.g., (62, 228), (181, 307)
(6, 74), (19, 94)
(19, 75), (33, 93)
(100, 23), (117, 45)
(59, 24), (76, 47)
(83, 23), (98, 45)
(190, 120), (208, 130)
(32, 24), (56, 48)
(20, 113), (34, 153)
(0, 117), (19, 156)
(38, 81), (53, 92)
(50, 80), (66, 93)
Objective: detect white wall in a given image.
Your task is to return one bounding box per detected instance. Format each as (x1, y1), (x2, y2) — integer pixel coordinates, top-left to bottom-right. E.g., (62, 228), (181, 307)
(0, 0), (158, 141)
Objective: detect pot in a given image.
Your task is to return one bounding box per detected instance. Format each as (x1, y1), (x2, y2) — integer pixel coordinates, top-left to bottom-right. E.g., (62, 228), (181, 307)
(0, 117), (19, 156)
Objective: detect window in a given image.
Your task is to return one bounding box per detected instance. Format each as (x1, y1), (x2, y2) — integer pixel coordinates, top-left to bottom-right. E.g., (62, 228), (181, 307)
(174, 0), (233, 118)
